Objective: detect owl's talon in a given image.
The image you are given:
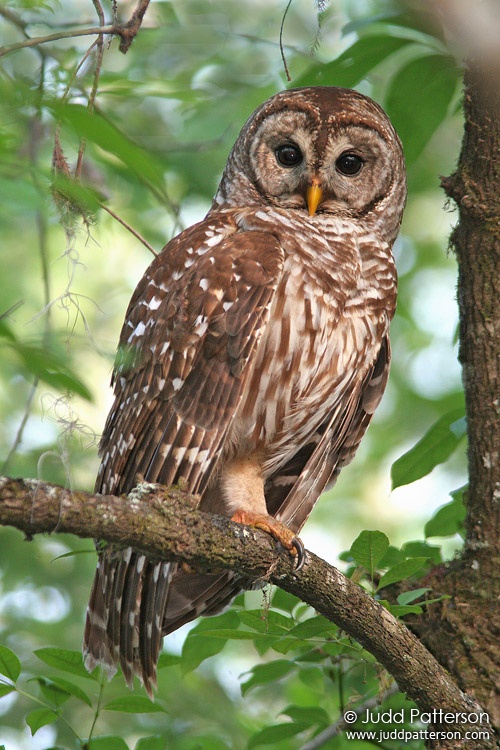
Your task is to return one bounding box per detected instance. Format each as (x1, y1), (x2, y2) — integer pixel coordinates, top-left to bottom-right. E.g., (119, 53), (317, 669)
(291, 537), (305, 571)
(231, 510), (303, 568)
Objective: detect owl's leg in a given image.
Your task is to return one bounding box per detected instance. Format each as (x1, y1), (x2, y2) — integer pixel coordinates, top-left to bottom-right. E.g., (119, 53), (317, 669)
(221, 455), (305, 570)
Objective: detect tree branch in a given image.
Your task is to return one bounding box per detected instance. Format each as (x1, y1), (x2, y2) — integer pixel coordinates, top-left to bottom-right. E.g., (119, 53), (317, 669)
(0, 0), (151, 58)
(99, 202), (157, 257)
(0, 475), (494, 748)
(0, 25), (116, 58)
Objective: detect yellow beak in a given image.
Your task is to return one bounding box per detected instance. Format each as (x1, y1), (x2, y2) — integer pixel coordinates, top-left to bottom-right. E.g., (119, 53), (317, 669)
(306, 180), (323, 216)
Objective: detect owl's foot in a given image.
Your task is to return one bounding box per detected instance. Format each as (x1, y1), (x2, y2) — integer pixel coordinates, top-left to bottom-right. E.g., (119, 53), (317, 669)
(231, 510), (305, 571)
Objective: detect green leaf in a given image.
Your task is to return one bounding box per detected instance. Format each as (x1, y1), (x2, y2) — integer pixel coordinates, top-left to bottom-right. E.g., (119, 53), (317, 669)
(377, 545), (406, 569)
(34, 648), (97, 681)
(284, 615), (333, 641)
(402, 540), (441, 564)
(384, 602), (423, 618)
(25, 708), (58, 735)
(350, 530), (390, 576)
(51, 549), (95, 561)
(30, 677), (71, 708)
(0, 323), (92, 400)
(425, 489), (466, 538)
(294, 35), (412, 88)
(238, 609), (292, 634)
(248, 722), (307, 748)
(397, 587), (431, 605)
(378, 557), (428, 589)
(157, 653), (181, 670)
(0, 317), (17, 343)
(0, 645), (21, 682)
(104, 695), (165, 713)
(337, 549), (354, 563)
(180, 611), (239, 673)
(271, 588), (300, 614)
(15, 342), (92, 401)
(391, 408), (466, 489)
(267, 637), (300, 656)
(241, 660), (296, 696)
(0, 683), (15, 698)
(321, 641), (345, 658)
(386, 53), (459, 163)
(47, 677), (93, 707)
(342, 9), (433, 36)
(86, 737), (129, 750)
(197, 629), (275, 641)
(135, 737), (166, 750)
(50, 102), (167, 196)
(181, 634), (227, 675)
(188, 610), (240, 633)
(281, 705), (329, 728)
(297, 666), (325, 693)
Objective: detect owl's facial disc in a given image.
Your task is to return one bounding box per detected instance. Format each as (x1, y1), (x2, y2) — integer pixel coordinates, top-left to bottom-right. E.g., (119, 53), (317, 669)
(247, 111), (383, 215)
(223, 93), (405, 227)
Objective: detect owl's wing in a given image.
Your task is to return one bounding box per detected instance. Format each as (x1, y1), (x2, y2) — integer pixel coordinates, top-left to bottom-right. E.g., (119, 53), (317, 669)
(85, 214), (285, 693)
(97, 217), (284, 498)
(267, 334), (391, 532)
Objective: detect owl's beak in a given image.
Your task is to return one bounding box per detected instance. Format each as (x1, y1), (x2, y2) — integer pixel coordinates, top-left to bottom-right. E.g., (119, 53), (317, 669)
(306, 179), (323, 216)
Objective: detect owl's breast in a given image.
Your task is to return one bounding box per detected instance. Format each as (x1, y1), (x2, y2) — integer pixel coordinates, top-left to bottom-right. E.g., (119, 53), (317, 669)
(230, 243), (387, 476)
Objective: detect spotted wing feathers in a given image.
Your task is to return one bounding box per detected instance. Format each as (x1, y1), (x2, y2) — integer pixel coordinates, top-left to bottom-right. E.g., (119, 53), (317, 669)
(84, 216), (284, 692)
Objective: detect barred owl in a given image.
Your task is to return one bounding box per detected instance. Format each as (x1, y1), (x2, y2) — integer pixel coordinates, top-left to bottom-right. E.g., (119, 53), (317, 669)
(84, 86), (406, 695)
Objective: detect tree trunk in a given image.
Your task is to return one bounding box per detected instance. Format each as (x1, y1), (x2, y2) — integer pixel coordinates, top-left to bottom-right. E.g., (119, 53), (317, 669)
(415, 61), (500, 741)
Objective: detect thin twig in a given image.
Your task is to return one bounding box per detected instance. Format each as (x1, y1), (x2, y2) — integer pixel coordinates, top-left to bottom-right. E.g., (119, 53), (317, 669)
(75, 1), (105, 179)
(1, 383), (38, 474)
(279, 0), (293, 82)
(99, 203), (158, 257)
(0, 25), (117, 58)
(89, 1), (105, 113)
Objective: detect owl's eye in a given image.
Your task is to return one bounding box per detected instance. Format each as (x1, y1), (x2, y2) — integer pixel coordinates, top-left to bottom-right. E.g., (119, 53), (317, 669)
(275, 143), (303, 167)
(336, 152), (364, 176)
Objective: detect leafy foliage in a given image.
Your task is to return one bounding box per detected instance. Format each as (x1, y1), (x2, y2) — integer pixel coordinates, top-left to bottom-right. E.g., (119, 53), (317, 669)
(0, 589), (425, 749)
(391, 408), (466, 489)
(0, 1), (466, 748)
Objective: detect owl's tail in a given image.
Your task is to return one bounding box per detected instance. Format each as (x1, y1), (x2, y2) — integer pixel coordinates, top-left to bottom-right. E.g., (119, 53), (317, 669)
(83, 546), (172, 698)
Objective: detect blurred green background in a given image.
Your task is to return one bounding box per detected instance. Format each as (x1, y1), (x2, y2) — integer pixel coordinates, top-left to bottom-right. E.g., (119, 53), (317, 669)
(0, 1), (467, 748)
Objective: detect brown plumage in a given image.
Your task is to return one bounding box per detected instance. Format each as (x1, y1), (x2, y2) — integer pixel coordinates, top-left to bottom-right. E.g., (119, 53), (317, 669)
(83, 86), (407, 695)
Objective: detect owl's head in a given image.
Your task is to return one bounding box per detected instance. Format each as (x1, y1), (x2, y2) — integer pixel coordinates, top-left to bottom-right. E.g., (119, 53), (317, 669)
(213, 86), (406, 243)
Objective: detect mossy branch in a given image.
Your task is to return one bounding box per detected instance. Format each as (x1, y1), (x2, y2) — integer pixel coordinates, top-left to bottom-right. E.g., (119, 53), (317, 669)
(0, 475), (494, 749)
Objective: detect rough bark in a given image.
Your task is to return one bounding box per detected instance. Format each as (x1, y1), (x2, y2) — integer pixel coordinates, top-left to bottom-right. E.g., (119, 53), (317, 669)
(0, 475), (496, 749)
(412, 60), (500, 742)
